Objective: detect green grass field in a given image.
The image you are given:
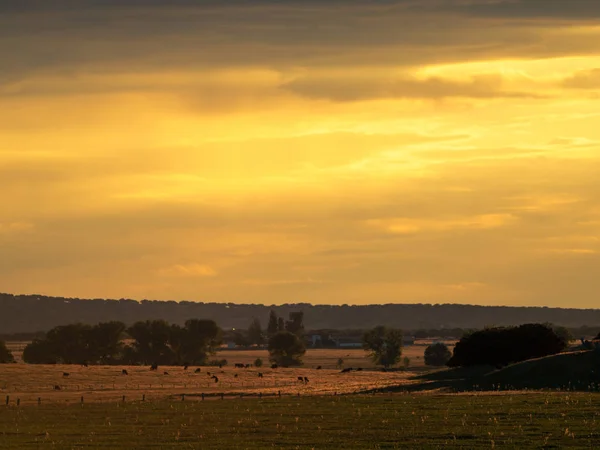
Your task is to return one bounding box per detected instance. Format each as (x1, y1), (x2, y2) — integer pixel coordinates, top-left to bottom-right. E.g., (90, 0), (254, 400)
(2, 393), (600, 449)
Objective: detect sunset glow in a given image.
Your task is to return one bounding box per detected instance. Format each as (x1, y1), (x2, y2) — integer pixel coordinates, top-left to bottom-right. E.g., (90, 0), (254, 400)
(2, 1), (600, 306)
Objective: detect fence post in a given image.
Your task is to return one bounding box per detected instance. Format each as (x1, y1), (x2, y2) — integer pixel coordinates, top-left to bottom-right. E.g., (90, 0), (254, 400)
(278, 391), (281, 398)
(81, 396), (84, 404)
(142, 394), (145, 402)
(220, 393), (224, 400)
(16, 398), (20, 406)
(259, 392), (262, 399)
(38, 397), (41, 406)
(201, 393), (205, 401)
(181, 394), (185, 402)
(122, 395), (126, 403)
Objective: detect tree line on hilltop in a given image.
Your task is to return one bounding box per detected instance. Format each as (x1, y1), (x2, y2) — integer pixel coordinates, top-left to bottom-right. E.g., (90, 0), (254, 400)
(3, 293), (600, 334)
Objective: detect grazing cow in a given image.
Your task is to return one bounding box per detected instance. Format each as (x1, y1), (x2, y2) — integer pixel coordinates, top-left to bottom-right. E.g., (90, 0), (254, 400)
(184, 365), (189, 371)
(234, 363), (245, 369)
(194, 368), (201, 373)
(122, 369), (128, 376)
(244, 364), (252, 369)
(316, 366), (322, 370)
(54, 385), (61, 391)
(271, 364), (278, 369)
(163, 371), (169, 375)
(207, 372), (211, 376)
(150, 363), (158, 371)
(211, 375), (219, 383)
(340, 368), (352, 373)
(62, 372), (69, 377)
(297, 376), (304, 382)
(81, 362), (88, 368)
(356, 368), (363, 371)
(258, 372), (263, 378)
(303, 377), (309, 383)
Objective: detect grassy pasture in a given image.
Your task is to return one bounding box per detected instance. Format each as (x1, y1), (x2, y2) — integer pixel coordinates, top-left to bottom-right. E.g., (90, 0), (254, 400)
(0, 364), (415, 406)
(2, 393), (600, 448)
(0, 347), (442, 406)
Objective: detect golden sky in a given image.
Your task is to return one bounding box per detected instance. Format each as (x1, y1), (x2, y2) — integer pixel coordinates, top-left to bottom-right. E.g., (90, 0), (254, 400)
(2, 1), (600, 307)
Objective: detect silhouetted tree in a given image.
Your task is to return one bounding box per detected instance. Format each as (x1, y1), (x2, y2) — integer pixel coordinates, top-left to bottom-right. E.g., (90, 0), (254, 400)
(267, 310), (279, 336)
(285, 312), (305, 337)
(424, 342), (452, 366)
(448, 323), (568, 367)
(45, 324), (93, 364)
(277, 317), (285, 332)
(127, 320), (173, 365)
(268, 331), (306, 367)
(180, 319), (222, 365)
(23, 339), (57, 364)
(0, 341), (14, 363)
(88, 321), (126, 364)
(362, 326), (403, 368)
(248, 318), (265, 345)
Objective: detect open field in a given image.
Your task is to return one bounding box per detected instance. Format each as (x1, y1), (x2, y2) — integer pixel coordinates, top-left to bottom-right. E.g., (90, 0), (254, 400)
(2, 393), (600, 448)
(5, 342), (450, 369)
(0, 347), (446, 406)
(0, 363), (416, 406)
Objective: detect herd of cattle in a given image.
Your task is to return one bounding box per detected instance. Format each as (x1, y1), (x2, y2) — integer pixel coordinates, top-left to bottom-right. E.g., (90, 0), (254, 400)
(54, 363), (363, 390)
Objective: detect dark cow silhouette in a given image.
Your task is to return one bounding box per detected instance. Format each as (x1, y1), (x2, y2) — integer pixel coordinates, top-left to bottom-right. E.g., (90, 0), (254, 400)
(163, 371), (169, 375)
(234, 373), (238, 378)
(303, 377), (309, 383)
(184, 365), (189, 371)
(211, 375), (219, 383)
(258, 372), (263, 378)
(316, 366), (322, 370)
(356, 368), (363, 371)
(194, 368), (201, 373)
(150, 363), (158, 371)
(54, 385), (61, 390)
(271, 364), (278, 369)
(207, 372), (211, 376)
(234, 363), (245, 368)
(81, 363), (88, 368)
(297, 376), (304, 382)
(62, 372), (69, 377)
(122, 369), (128, 375)
(340, 368), (352, 373)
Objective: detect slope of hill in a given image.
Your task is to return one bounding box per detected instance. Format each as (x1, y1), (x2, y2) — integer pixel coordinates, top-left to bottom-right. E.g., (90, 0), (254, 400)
(2, 292), (600, 333)
(405, 350), (600, 392)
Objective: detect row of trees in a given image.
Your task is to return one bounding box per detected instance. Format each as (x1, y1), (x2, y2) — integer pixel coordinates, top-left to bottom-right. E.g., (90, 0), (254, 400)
(230, 311), (306, 348)
(18, 318), (309, 368)
(23, 320), (222, 366)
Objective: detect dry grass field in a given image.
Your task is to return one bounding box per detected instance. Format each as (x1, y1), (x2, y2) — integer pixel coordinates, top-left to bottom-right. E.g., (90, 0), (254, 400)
(0, 346), (448, 406)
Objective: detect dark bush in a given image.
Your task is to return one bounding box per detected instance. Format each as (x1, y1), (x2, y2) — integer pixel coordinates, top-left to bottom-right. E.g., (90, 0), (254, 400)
(424, 342), (452, 366)
(0, 340), (14, 363)
(447, 323), (568, 368)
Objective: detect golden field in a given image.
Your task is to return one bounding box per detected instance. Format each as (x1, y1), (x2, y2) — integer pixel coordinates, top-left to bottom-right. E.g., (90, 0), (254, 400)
(0, 346), (447, 406)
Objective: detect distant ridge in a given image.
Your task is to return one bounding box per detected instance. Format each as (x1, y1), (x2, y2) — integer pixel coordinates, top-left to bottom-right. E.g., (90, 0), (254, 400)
(1, 292), (600, 334)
